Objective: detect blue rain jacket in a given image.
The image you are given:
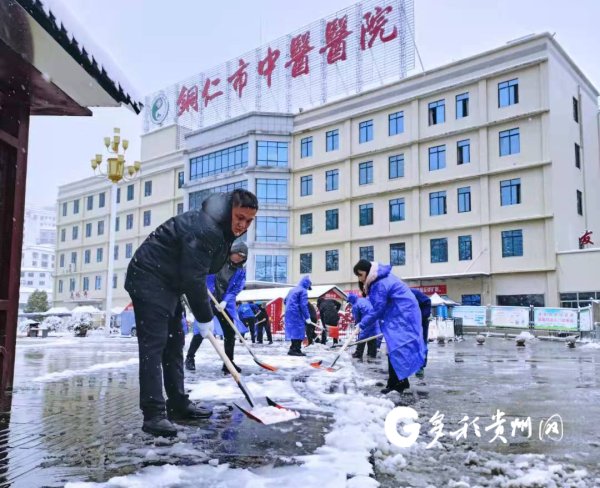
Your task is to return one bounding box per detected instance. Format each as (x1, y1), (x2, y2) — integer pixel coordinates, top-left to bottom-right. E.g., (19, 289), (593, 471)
(359, 264), (426, 379)
(347, 294), (381, 340)
(284, 276), (312, 340)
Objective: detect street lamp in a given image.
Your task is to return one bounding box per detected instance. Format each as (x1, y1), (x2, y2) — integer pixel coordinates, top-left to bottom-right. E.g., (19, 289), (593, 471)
(91, 127), (141, 335)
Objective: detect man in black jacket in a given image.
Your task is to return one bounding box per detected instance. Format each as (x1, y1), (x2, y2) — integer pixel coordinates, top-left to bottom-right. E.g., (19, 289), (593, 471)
(125, 190), (258, 437)
(317, 298), (341, 346)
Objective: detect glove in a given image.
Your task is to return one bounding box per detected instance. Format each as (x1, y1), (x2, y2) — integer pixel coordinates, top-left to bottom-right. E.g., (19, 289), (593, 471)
(305, 318), (313, 325)
(198, 321), (214, 338)
(216, 300), (227, 312)
(353, 325), (361, 337)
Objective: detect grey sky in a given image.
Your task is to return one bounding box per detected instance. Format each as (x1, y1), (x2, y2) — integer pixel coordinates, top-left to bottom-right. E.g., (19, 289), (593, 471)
(26, 0), (600, 207)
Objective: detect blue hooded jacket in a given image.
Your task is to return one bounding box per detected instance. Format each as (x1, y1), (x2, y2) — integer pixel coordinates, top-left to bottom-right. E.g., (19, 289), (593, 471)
(347, 293), (381, 340)
(284, 276), (312, 340)
(359, 263), (426, 379)
(410, 288), (432, 324)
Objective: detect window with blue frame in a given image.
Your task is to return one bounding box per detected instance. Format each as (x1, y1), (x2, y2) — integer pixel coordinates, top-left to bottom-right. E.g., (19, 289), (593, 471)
(95, 276), (102, 290)
(83, 277), (89, 292)
(62, 202), (67, 217)
(359, 162), (373, 185)
(499, 128), (520, 156)
(72, 226), (78, 240)
(58, 280), (63, 293)
(429, 191), (447, 216)
(458, 235), (472, 261)
(256, 179), (288, 204)
(255, 217), (288, 242)
(114, 244), (119, 260)
(458, 187), (471, 213)
(177, 203), (184, 215)
(178, 171), (184, 188)
(430, 238), (448, 263)
(462, 294), (481, 306)
(84, 250), (90, 264)
(116, 188), (121, 204)
(389, 154), (404, 179)
(190, 142), (249, 180)
(300, 213), (313, 235)
(325, 209), (339, 230)
(125, 243), (133, 258)
(255, 255), (287, 283)
(97, 220), (104, 235)
(60, 228), (65, 242)
(73, 199), (80, 214)
(359, 203), (374, 226)
(113, 274), (118, 289)
(96, 247), (103, 263)
(69, 278), (75, 292)
(257, 141), (288, 167)
(498, 79), (519, 107)
(300, 175), (313, 196)
(429, 145), (446, 170)
(300, 253), (312, 274)
(325, 250), (339, 271)
(360, 246), (374, 261)
(126, 214), (133, 230)
(457, 139), (470, 164)
(99, 192), (105, 208)
(388, 111), (404, 136)
(428, 100), (445, 125)
(390, 242), (406, 266)
(502, 229), (523, 257)
(189, 180), (247, 210)
(326, 169), (339, 191)
(115, 217), (120, 232)
(143, 210), (151, 227)
(127, 184), (134, 201)
(85, 223), (92, 238)
(301, 137), (313, 158)
(59, 254), (65, 267)
(87, 195), (93, 211)
(456, 92), (469, 118)
(144, 180), (152, 197)
(359, 120), (373, 143)
(500, 178), (521, 206)
(389, 198), (405, 222)
(326, 129), (339, 151)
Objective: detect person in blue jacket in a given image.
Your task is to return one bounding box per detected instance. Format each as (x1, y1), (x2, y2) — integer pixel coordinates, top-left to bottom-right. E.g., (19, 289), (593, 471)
(284, 276), (313, 356)
(410, 288), (432, 377)
(353, 260), (426, 394)
(185, 241), (248, 374)
(348, 292), (380, 360)
(238, 301), (257, 342)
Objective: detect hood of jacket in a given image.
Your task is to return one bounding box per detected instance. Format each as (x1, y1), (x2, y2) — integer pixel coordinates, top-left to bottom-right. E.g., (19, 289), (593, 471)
(364, 262), (391, 295)
(202, 193), (235, 242)
(347, 293), (358, 305)
(299, 276), (312, 290)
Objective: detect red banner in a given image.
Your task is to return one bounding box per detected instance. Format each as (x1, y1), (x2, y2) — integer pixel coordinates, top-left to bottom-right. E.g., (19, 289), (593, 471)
(266, 297), (284, 334)
(413, 285), (447, 295)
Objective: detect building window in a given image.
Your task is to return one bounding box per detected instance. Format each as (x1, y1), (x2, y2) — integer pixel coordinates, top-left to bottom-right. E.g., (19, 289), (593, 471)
(560, 291), (600, 309)
(499, 128), (520, 156)
(95, 276), (102, 290)
(575, 143), (581, 169)
(73, 199), (80, 214)
(97, 220), (104, 236)
(500, 178), (521, 206)
(126, 214), (134, 230)
(428, 99), (445, 125)
(115, 216), (120, 232)
(188, 181), (248, 210)
(457, 187), (471, 213)
(390, 243), (406, 266)
(60, 228), (66, 242)
(577, 190), (583, 216)
(498, 78), (519, 107)
(573, 97), (579, 123)
(257, 141), (288, 167)
(458, 235), (472, 261)
(325, 209), (339, 230)
(96, 248), (103, 263)
(177, 203), (184, 215)
(360, 245), (374, 261)
(325, 250), (339, 271)
(70, 252), (77, 264)
(127, 184), (134, 201)
(462, 294), (481, 306)
(255, 255), (287, 283)
(429, 191), (447, 216)
(325, 169), (339, 191)
(84, 249), (91, 264)
(87, 195), (94, 211)
(300, 213), (313, 235)
(326, 129), (339, 151)
(190, 142), (249, 179)
(359, 119), (373, 143)
(359, 162), (373, 185)
(83, 277), (89, 292)
(256, 179), (288, 204)
(502, 229), (523, 257)
(59, 254), (65, 267)
(116, 187), (121, 204)
(85, 223), (92, 238)
(359, 203), (374, 226)
(389, 154), (404, 179)
(388, 111), (404, 136)
(113, 274), (118, 289)
(300, 253), (312, 274)
(125, 243), (133, 259)
(300, 175), (313, 196)
(456, 92), (469, 118)
(114, 244), (119, 260)
(72, 226), (78, 240)
(178, 171), (185, 188)
(300, 136), (313, 158)
(457, 139), (470, 165)
(58, 280), (63, 293)
(429, 145), (446, 171)
(255, 217), (288, 242)
(143, 210), (151, 227)
(389, 198), (405, 222)
(144, 180), (152, 197)
(99, 192), (105, 208)
(69, 278), (75, 292)
(62, 202), (67, 217)
(430, 238), (448, 263)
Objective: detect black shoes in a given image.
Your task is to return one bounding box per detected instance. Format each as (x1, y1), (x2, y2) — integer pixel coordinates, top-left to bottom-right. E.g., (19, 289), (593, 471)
(142, 416), (178, 437)
(185, 356), (195, 371)
(222, 362), (242, 374)
(380, 378), (410, 395)
(352, 352), (362, 359)
(415, 368), (425, 378)
(287, 349), (306, 356)
(167, 400), (213, 420)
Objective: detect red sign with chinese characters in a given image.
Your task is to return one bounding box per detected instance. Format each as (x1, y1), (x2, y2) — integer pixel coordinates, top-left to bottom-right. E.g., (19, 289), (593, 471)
(266, 297), (284, 334)
(413, 285), (447, 295)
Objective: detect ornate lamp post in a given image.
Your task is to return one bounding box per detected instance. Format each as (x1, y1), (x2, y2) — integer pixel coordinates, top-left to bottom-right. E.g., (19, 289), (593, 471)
(91, 128), (140, 335)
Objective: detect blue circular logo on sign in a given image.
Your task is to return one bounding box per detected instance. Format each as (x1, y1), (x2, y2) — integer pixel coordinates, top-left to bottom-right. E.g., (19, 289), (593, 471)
(150, 93), (169, 125)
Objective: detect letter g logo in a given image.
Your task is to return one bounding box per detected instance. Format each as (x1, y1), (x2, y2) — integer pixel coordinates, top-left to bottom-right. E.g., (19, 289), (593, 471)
(384, 406), (421, 448)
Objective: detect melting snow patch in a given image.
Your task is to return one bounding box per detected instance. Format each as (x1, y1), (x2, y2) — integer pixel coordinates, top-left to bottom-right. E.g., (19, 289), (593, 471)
(32, 358), (138, 382)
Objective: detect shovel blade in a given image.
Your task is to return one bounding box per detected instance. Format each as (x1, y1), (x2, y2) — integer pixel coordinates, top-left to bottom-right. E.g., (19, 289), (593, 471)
(254, 358), (278, 372)
(309, 360), (323, 368)
(235, 398), (300, 425)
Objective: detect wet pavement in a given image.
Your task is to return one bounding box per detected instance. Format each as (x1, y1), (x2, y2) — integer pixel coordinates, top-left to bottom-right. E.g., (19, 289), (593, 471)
(2, 333), (600, 487)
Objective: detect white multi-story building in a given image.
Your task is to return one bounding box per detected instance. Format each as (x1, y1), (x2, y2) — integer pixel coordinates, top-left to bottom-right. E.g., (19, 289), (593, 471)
(23, 205), (56, 246)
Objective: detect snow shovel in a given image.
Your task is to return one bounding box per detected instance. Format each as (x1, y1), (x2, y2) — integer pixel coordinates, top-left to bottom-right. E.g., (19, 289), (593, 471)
(347, 333), (383, 348)
(207, 290), (278, 372)
(310, 329), (359, 372)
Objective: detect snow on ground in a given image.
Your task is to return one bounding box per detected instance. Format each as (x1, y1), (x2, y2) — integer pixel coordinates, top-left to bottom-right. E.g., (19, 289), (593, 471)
(32, 358), (139, 382)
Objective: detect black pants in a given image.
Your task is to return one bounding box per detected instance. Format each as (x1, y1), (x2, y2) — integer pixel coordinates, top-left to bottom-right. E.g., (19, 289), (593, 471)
(257, 319), (272, 343)
(422, 318), (429, 367)
(289, 339), (302, 352)
(356, 339), (378, 358)
(131, 293), (186, 420)
(241, 317), (256, 343)
(320, 327), (328, 344)
(187, 312), (237, 362)
(305, 322), (316, 345)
